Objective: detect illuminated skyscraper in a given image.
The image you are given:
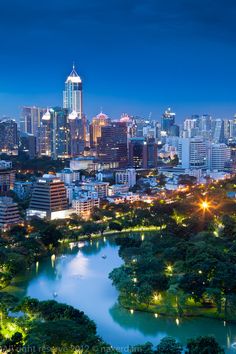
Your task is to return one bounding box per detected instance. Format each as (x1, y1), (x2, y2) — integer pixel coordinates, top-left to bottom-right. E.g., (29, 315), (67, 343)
(161, 108), (175, 133)
(38, 109), (51, 157)
(89, 111), (110, 148)
(20, 106), (46, 136)
(63, 65), (82, 117)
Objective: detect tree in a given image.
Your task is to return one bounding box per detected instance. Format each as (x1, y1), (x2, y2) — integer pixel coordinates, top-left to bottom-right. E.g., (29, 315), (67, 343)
(170, 154), (179, 167)
(80, 222), (100, 236)
(186, 336), (224, 354)
(156, 337), (182, 354)
(39, 224), (62, 247)
(130, 342), (154, 353)
(109, 221), (123, 232)
(157, 173), (166, 188)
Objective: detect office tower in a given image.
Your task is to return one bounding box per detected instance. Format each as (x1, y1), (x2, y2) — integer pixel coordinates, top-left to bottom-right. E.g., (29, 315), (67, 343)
(27, 175), (68, 220)
(0, 197), (20, 230)
(147, 139), (158, 167)
(129, 137), (148, 168)
(212, 119), (225, 143)
(50, 107), (70, 159)
(38, 109), (52, 157)
(20, 106), (46, 136)
(97, 122), (128, 167)
(161, 108), (175, 133)
(19, 133), (36, 159)
(208, 143), (231, 171)
(198, 114), (212, 132)
(0, 119), (18, 155)
(183, 118), (198, 137)
(63, 65), (82, 117)
(68, 110), (86, 156)
(178, 138), (207, 169)
(0, 162), (15, 194)
(169, 124), (180, 137)
(115, 168), (136, 187)
(229, 116), (236, 141)
(89, 112), (110, 149)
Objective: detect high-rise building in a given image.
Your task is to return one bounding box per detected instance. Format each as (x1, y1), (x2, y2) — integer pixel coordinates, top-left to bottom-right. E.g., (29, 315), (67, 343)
(178, 138), (207, 169)
(169, 124), (180, 137)
(38, 109), (52, 157)
(89, 112), (110, 149)
(129, 137), (148, 168)
(97, 122), (128, 167)
(51, 107), (70, 159)
(68, 111), (86, 156)
(147, 139), (158, 168)
(208, 143), (231, 171)
(0, 162), (15, 194)
(63, 65), (83, 117)
(27, 175), (69, 220)
(212, 119), (225, 143)
(0, 197), (21, 230)
(19, 133), (36, 159)
(20, 106), (46, 136)
(0, 119), (18, 155)
(161, 108), (175, 133)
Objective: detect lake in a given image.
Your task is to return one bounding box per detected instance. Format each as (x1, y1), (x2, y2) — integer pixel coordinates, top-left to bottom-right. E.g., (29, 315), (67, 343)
(9, 236), (236, 353)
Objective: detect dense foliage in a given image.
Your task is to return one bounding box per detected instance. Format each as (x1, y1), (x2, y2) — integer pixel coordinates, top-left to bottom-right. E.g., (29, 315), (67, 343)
(109, 206), (236, 319)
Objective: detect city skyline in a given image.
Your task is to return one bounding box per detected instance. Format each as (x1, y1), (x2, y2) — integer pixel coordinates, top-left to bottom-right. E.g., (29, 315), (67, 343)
(0, 0), (236, 120)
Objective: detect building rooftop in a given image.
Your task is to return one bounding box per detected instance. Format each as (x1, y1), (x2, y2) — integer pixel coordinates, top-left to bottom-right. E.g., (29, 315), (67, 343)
(66, 65), (82, 84)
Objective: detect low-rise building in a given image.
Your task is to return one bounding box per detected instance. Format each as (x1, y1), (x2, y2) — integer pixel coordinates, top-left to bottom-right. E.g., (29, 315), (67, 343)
(107, 192), (140, 204)
(108, 184), (129, 196)
(0, 197), (21, 230)
(56, 168), (80, 185)
(115, 168), (136, 187)
(14, 181), (33, 199)
(72, 197), (100, 219)
(80, 181), (109, 198)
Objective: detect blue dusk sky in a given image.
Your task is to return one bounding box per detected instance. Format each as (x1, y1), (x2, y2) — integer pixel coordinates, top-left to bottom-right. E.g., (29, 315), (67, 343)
(0, 0), (236, 122)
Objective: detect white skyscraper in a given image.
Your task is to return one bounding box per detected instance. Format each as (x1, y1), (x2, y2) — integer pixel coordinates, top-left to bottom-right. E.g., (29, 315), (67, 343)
(178, 138), (207, 169)
(63, 65), (83, 117)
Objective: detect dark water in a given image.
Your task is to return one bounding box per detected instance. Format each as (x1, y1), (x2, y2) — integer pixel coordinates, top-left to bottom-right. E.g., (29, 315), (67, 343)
(9, 237), (236, 353)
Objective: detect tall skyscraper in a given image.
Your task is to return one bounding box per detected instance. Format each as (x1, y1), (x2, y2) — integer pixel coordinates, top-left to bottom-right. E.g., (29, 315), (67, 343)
(20, 106), (46, 136)
(129, 137), (148, 168)
(68, 111), (86, 156)
(63, 65), (82, 117)
(97, 122), (128, 167)
(51, 107), (70, 159)
(0, 119), (18, 155)
(89, 111), (110, 149)
(161, 108), (175, 133)
(38, 109), (51, 157)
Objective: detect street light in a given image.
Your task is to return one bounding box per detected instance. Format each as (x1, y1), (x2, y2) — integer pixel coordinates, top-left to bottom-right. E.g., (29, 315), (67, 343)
(201, 201), (210, 211)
